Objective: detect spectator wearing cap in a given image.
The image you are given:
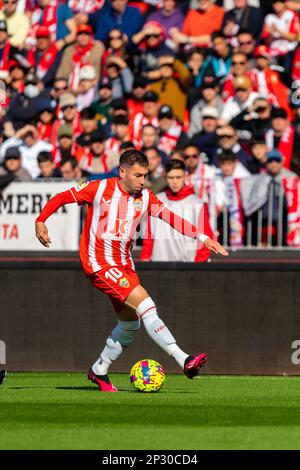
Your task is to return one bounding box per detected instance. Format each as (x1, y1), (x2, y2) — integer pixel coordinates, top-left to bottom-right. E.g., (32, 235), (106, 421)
(222, 0), (263, 39)
(36, 151), (61, 179)
(170, 0), (224, 48)
(221, 74), (260, 122)
(0, 124), (53, 179)
(222, 51), (256, 102)
(76, 106), (99, 147)
(157, 104), (187, 156)
(26, 25), (62, 89)
(201, 31), (232, 80)
(132, 21), (175, 73)
(52, 124), (77, 167)
(76, 65), (97, 111)
(261, 0), (299, 74)
(265, 107), (296, 169)
(0, 146), (32, 189)
(240, 148), (297, 246)
(146, 0), (184, 38)
(91, 79), (113, 132)
(0, 0), (30, 47)
(131, 90), (160, 148)
(190, 106), (219, 163)
(251, 44), (292, 120)
(149, 55), (190, 123)
(51, 92), (82, 145)
(105, 55), (134, 100)
(28, 0), (76, 50)
(189, 77), (223, 137)
(56, 23), (104, 92)
(36, 99), (56, 142)
(90, 0), (143, 43)
(212, 125), (251, 167)
(0, 20), (12, 81)
(126, 76), (148, 122)
(105, 115), (131, 159)
(230, 96), (273, 140)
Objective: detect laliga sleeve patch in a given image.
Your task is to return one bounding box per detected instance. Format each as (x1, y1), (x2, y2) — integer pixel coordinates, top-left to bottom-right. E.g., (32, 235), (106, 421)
(75, 181), (90, 192)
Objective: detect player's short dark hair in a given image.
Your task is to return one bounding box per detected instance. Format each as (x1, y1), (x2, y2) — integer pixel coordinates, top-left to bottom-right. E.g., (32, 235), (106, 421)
(166, 159), (186, 174)
(119, 149), (148, 168)
(61, 157), (78, 170)
(37, 151), (53, 164)
(218, 149), (237, 163)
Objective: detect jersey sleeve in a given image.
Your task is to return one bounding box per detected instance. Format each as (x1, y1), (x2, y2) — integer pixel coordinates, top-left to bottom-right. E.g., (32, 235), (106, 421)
(70, 180), (100, 205)
(147, 190), (165, 218)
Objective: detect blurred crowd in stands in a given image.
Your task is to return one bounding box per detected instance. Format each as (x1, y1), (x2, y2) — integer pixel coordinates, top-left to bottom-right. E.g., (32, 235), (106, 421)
(0, 0), (300, 251)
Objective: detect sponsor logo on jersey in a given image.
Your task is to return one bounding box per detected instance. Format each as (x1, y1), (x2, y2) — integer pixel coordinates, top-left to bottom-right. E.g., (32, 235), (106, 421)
(75, 181), (89, 192)
(119, 277), (130, 288)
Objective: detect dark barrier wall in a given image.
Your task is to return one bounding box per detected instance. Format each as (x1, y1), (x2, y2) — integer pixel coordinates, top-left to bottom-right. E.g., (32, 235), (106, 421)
(1, 258), (300, 375)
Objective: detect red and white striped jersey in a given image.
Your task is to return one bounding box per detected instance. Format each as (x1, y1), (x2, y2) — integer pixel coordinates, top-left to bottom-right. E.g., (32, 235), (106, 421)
(262, 9), (299, 55)
(70, 177), (165, 275)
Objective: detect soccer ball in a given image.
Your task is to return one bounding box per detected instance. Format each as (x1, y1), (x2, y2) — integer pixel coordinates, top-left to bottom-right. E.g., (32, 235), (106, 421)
(130, 359), (165, 392)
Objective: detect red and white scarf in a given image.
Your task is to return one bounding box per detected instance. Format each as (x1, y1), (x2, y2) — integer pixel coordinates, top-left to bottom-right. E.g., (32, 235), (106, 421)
(28, 1), (58, 45)
(69, 40), (94, 91)
(265, 125), (295, 170)
(282, 176), (300, 246)
(68, 0), (105, 14)
(158, 120), (183, 155)
(131, 112), (159, 149)
(27, 44), (58, 80)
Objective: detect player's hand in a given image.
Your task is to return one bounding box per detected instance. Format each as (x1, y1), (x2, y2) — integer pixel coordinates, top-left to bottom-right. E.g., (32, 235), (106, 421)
(204, 238), (229, 256)
(35, 221), (51, 248)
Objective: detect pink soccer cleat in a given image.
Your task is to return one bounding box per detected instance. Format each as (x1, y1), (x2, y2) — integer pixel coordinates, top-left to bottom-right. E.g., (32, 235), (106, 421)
(87, 368), (118, 392)
(183, 353), (207, 379)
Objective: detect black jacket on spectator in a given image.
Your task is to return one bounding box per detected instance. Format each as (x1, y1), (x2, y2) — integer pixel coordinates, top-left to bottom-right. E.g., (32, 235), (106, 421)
(222, 6), (263, 39)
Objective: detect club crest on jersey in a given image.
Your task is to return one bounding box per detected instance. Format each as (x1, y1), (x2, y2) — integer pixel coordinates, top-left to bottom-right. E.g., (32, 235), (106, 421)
(134, 198), (143, 211)
(119, 277), (130, 288)
(75, 181), (89, 192)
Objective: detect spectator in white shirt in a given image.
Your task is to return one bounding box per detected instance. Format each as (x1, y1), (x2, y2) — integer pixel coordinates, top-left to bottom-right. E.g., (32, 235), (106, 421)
(0, 124), (53, 179)
(221, 74), (259, 122)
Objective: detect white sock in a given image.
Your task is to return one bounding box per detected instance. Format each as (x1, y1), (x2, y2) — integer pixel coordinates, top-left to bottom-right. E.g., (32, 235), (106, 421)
(137, 298), (189, 369)
(92, 320), (140, 376)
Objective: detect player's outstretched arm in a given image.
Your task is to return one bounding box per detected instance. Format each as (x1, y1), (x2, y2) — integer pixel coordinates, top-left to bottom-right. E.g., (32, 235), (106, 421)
(35, 190), (76, 248)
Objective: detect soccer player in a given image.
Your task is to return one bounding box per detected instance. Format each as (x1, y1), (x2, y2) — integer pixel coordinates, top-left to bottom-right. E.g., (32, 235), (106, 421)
(0, 370), (6, 385)
(35, 150), (228, 392)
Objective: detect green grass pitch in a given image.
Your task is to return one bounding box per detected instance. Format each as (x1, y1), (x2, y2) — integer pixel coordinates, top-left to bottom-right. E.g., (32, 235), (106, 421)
(1, 372), (300, 450)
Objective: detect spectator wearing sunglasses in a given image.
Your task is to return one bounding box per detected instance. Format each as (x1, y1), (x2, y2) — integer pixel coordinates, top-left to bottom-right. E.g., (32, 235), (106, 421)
(183, 142), (217, 201)
(0, 146), (32, 188)
(0, 0), (30, 47)
(236, 29), (256, 67)
(131, 21), (174, 73)
(51, 92), (82, 145)
(222, 51), (256, 102)
(85, 0), (143, 43)
(102, 28), (131, 78)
